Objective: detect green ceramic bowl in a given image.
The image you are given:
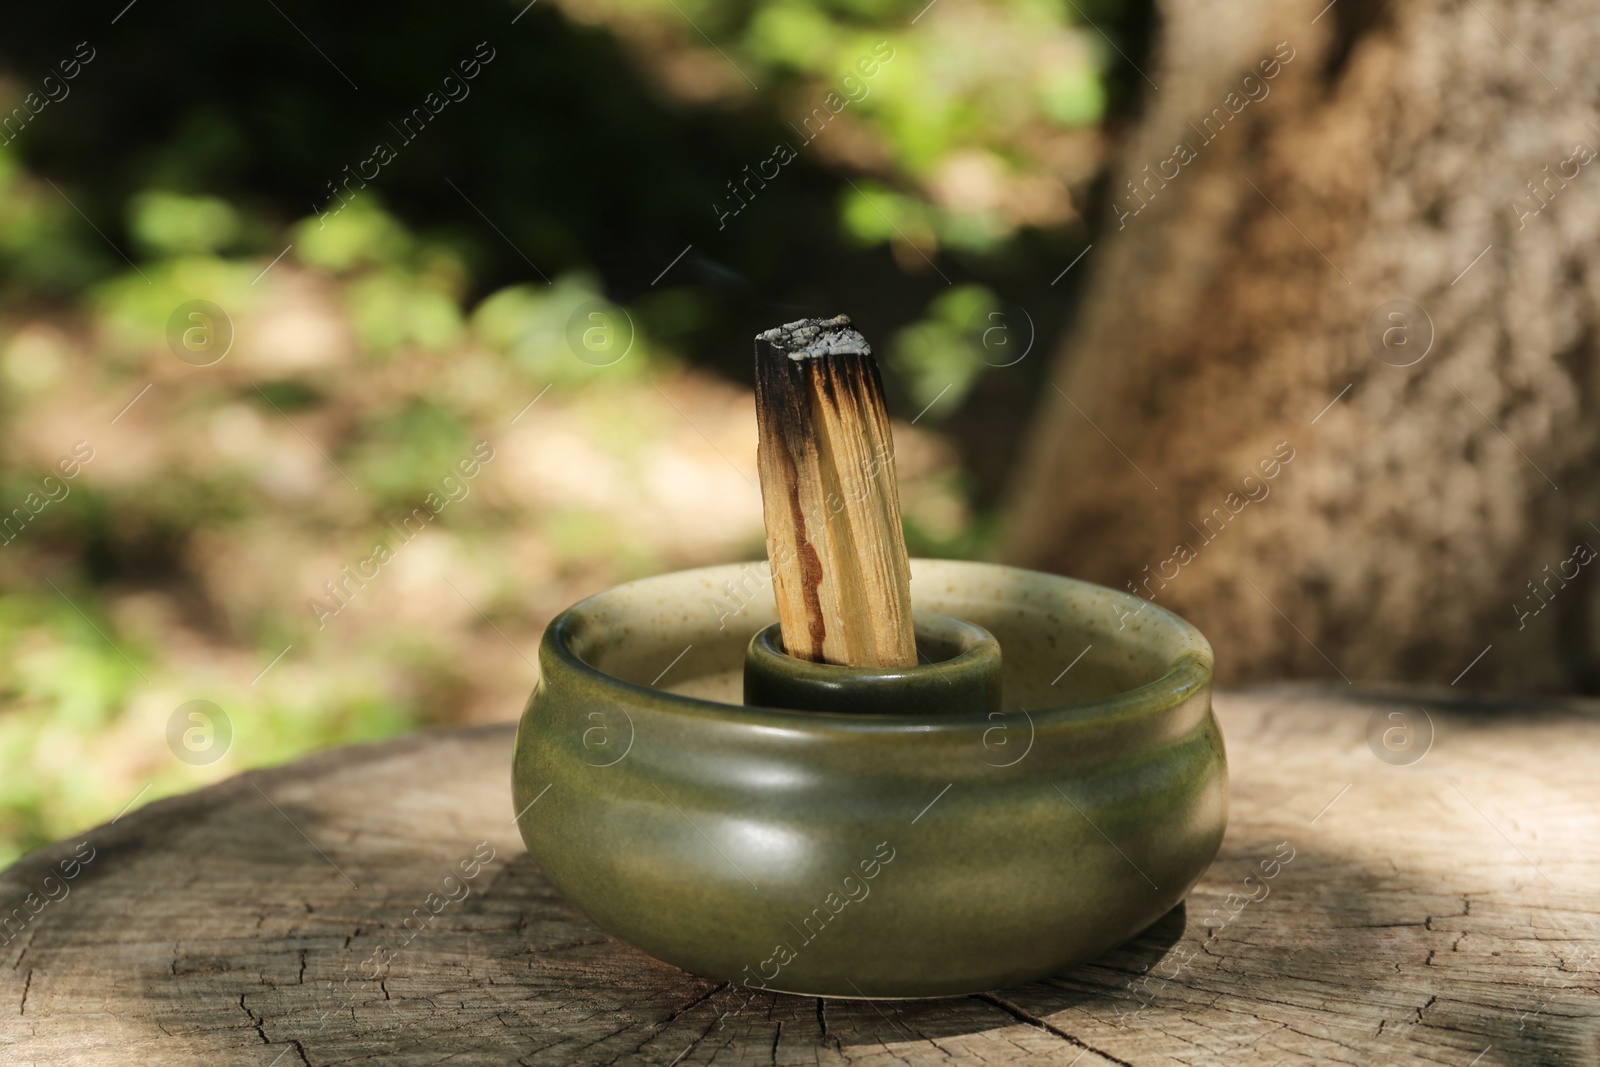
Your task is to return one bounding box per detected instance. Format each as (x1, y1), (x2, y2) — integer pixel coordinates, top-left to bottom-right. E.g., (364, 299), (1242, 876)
(512, 559), (1224, 998)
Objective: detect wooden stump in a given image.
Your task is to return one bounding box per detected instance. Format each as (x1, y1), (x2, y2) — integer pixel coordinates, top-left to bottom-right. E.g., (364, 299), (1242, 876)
(2, 686), (1598, 1065)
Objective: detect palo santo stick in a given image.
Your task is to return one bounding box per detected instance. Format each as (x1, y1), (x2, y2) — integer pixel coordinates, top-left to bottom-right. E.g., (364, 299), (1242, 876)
(753, 315), (916, 668)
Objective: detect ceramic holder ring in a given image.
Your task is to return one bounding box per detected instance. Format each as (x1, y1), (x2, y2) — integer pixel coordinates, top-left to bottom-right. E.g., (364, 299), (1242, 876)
(512, 558), (1225, 998)
(743, 611), (1002, 716)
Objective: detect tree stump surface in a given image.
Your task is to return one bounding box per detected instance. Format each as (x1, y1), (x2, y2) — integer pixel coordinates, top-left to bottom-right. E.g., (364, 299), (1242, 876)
(2, 685), (1597, 1066)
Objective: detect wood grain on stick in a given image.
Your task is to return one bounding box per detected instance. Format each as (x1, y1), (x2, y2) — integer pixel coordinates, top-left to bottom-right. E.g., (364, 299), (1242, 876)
(753, 315), (915, 667)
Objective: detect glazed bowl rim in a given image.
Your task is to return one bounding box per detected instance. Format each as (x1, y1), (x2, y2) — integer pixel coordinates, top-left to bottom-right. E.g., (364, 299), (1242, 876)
(540, 558), (1213, 733)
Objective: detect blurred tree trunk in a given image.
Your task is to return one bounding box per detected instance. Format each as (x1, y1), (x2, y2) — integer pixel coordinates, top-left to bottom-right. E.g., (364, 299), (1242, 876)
(1004, 0), (1600, 691)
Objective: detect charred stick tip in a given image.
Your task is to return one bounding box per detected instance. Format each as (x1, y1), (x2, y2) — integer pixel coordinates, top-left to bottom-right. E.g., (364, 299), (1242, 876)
(756, 315), (871, 360)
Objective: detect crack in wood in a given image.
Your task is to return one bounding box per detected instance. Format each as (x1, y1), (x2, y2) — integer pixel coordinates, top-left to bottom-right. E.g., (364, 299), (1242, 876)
(239, 993), (268, 1044)
(972, 992), (1135, 1066)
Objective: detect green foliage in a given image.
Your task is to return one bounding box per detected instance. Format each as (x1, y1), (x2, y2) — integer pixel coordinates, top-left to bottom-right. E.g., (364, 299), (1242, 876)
(0, 595), (146, 865)
(842, 181), (930, 245)
(348, 400), (472, 505)
(0, 595), (421, 867)
(472, 274), (656, 383)
(747, 1), (839, 69)
(92, 255), (260, 359)
(127, 192), (242, 257)
(293, 200), (414, 274)
(0, 151), (104, 290)
(715, 0), (1107, 246)
(292, 200), (470, 354)
(1041, 63), (1107, 127)
(347, 273), (465, 354)
(890, 283), (999, 413)
(559, 0), (1111, 255)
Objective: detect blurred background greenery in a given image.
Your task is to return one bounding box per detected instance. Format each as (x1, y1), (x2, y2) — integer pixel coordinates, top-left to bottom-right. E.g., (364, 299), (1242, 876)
(0, 0), (1147, 863)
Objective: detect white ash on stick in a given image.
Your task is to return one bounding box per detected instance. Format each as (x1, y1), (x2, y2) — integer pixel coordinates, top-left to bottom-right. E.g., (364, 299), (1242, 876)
(753, 315), (916, 668)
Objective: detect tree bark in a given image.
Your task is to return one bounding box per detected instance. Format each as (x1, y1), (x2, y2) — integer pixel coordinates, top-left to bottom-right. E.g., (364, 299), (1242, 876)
(1004, 0), (1600, 691)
